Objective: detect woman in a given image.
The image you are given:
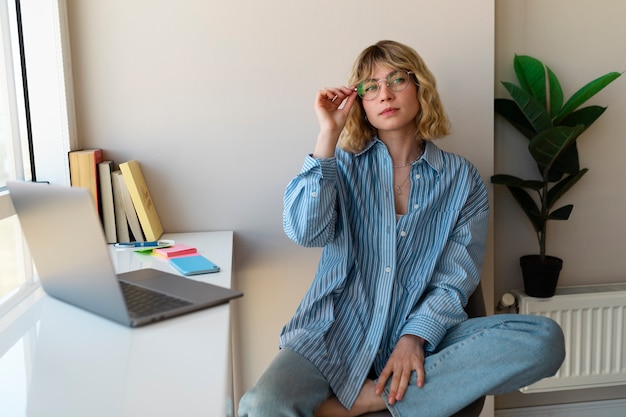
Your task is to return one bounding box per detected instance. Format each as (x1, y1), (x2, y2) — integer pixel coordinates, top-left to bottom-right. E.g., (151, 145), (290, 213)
(239, 40), (564, 417)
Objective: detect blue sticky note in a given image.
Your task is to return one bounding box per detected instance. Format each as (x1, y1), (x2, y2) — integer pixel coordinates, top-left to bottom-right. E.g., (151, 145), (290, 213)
(169, 255), (220, 276)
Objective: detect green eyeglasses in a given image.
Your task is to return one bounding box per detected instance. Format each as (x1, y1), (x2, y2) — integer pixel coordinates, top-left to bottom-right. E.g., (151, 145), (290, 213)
(356, 70), (417, 101)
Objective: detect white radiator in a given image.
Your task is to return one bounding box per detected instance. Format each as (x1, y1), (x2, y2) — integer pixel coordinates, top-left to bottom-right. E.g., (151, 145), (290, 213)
(513, 283), (626, 393)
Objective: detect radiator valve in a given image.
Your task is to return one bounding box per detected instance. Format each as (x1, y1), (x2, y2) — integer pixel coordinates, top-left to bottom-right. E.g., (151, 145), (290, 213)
(496, 292), (516, 312)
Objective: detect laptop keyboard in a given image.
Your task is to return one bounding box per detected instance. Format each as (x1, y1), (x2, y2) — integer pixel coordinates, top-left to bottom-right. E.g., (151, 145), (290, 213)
(118, 280), (193, 317)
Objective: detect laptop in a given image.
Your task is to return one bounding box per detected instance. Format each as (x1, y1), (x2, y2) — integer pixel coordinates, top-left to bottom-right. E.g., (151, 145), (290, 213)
(7, 180), (243, 327)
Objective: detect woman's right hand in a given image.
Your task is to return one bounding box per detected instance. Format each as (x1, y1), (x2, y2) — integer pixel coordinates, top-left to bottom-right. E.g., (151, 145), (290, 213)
(313, 86), (358, 158)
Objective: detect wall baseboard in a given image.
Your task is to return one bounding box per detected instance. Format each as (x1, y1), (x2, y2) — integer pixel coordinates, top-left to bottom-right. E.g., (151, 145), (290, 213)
(495, 398), (626, 417)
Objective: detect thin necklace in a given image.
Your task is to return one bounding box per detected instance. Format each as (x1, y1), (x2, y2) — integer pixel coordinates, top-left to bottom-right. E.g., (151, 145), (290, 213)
(393, 140), (425, 194)
(393, 157), (419, 169)
(395, 174), (411, 195)
(393, 141), (425, 168)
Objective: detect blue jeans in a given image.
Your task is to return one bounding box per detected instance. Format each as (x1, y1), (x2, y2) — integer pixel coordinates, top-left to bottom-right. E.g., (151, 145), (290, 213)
(238, 314), (565, 417)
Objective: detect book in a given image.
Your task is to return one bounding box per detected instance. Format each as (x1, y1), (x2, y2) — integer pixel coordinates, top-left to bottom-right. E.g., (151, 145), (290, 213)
(153, 243), (197, 259)
(110, 169), (130, 242)
(169, 255), (220, 276)
(69, 149), (103, 213)
(98, 161), (117, 243)
(111, 170), (144, 242)
(119, 160), (163, 241)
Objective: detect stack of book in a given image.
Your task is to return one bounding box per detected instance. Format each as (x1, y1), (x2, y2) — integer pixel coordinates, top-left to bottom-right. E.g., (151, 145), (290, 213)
(68, 149), (163, 244)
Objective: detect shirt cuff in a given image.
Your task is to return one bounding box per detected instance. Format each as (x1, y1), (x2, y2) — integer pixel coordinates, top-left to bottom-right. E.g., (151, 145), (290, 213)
(302, 154), (337, 181)
(400, 315), (447, 353)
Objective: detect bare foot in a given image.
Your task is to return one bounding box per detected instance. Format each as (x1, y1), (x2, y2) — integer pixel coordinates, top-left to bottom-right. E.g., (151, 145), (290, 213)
(314, 379), (386, 417)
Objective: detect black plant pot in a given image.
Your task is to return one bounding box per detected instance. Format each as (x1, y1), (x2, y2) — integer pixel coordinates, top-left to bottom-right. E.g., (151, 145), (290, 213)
(520, 255), (563, 298)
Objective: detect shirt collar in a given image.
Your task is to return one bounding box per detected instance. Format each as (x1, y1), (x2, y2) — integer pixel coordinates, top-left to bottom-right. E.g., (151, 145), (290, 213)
(356, 136), (446, 175)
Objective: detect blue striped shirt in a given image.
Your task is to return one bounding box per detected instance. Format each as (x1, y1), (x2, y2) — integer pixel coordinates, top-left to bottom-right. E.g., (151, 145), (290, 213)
(281, 138), (489, 408)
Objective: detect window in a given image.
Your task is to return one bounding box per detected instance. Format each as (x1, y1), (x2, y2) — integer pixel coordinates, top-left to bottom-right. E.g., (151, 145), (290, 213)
(0, 0), (33, 307)
(0, 0), (31, 188)
(0, 0), (76, 310)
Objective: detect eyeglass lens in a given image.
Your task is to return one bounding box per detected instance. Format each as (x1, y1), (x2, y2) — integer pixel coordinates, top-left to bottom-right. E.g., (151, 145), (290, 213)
(356, 70), (413, 100)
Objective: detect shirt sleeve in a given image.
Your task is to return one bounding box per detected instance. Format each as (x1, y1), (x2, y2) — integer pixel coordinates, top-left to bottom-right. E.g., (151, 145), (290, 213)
(283, 154), (339, 247)
(400, 173), (489, 352)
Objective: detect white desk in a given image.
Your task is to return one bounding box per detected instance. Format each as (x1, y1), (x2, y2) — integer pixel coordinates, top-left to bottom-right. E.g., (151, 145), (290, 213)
(0, 231), (237, 417)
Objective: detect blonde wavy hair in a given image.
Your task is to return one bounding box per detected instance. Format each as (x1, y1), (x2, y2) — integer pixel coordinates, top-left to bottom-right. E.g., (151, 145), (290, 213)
(339, 40), (450, 153)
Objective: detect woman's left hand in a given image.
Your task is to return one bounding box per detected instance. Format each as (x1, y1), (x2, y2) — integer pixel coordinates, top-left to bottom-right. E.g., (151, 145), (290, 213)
(375, 334), (426, 405)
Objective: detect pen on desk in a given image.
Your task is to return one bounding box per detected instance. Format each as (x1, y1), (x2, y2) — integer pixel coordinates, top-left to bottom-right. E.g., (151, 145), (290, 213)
(113, 240), (174, 248)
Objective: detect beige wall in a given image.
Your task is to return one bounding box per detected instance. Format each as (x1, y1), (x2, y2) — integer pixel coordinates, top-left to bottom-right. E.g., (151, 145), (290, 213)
(494, 0), (626, 410)
(65, 0), (496, 411)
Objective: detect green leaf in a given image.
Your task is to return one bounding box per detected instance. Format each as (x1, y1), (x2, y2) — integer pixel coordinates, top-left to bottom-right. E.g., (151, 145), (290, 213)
(555, 71), (622, 122)
(549, 107), (606, 176)
(559, 105), (607, 129)
(506, 186), (543, 233)
(548, 204), (573, 220)
(494, 99), (536, 139)
(546, 169), (588, 209)
(529, 125), (585, 172)
(502, 82), (553, 133)
(514, 55), (563, 117)
(491, 174), (543, 190)
(547, 107), (605, 178)
(514, 55), (534, 93)
(549, 144), (580, 179)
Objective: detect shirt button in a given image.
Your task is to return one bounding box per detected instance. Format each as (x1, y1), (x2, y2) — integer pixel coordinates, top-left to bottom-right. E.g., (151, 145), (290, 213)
(415, 174), (421, 179)
(400, 231), (407, 237)
(414, 204), (419, 210)
(311, 191), (318, 198)
(385, 267), (391, 273)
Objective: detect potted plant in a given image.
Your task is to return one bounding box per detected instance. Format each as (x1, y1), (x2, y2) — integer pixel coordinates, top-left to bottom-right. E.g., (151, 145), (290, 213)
(492, 55), (621, 297)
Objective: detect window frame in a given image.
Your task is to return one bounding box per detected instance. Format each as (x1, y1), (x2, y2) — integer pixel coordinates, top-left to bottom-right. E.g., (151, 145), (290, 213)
(0, 0), (76, 310)
(20, 0), (77, 185)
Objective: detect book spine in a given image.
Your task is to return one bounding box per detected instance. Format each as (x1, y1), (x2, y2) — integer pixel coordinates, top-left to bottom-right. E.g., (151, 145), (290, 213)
(119, 160), (163, 241)
(98, 161), (117, 243)
(112, 170), (144, 242)
(69, 149), (103, 214)
(111, 169), (130, 243)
